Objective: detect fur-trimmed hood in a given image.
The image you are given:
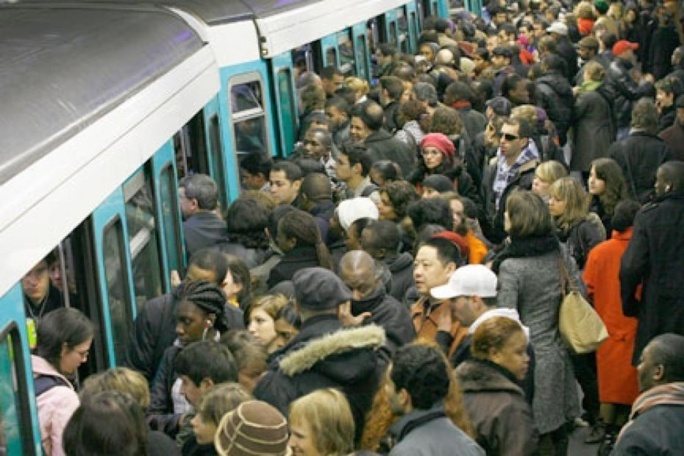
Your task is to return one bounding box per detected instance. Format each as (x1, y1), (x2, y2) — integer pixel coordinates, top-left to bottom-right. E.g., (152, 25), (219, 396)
(456, 359), (524, 396)
(279, 324), (386, 381)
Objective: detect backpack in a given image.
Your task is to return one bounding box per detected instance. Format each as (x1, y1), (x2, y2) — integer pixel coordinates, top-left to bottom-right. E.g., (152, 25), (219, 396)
(34, 375), (69, 396)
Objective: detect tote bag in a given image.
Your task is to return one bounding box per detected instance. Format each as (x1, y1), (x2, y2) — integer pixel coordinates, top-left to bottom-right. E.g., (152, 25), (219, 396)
(558, 258), (609, 354)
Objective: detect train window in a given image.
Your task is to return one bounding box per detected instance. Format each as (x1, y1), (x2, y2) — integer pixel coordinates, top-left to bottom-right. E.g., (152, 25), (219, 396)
(397, 9), (409, 53)
(337, 31), (355, 74)
(389, 21), (398, 46)
(208, 114), (227, 211)
(325, 47), (338, 69)
(159, 164), (184, 276)
(174, 112), (209, 179)
(230, 75), (269, 156)
(0, 323), (32, 455)
(355, 33), (369, 81)
(124, 170), (163, 311)
(102, 219), (133, 365)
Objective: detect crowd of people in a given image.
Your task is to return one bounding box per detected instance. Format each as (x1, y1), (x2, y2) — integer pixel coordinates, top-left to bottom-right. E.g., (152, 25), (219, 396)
(24, 0), (684, 455)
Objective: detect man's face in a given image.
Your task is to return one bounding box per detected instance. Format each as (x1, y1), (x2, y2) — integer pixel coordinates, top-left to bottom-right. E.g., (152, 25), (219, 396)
(509, 80), (530, 105)
(578, 46), (595, 61)
(499, 123), (525, 160)
(384, 367), (407, 416)
(325, 106), (347, 130)
(303, 131), (328, 160)
(180, 375), (207, 408)
(656, 89), (674, 109)
(339, 262), (377, 301)
(334, 153), (353, 183)
(413, 246), (455, 297)
(350, 116), (372, 142)
(178, 187), (197, 219)
(269, 170), (300, 205)
(637, 343), (659, 392)
(322, 74), (344, 97)
(22, 260), (50, 304)
(449, 296), (479, 326)
(533, 23), (545, 38)
(491, 55), (509, 70)
(654, 167), (669, 196)
(241, 169), (266, 191)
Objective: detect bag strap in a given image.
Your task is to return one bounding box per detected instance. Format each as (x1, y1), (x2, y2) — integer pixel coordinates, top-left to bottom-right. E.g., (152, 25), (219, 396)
(558, 254), (577, 296)
(34, 375), (69, 397)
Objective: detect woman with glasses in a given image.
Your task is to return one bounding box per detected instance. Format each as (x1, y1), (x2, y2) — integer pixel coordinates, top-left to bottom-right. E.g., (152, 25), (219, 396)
(32, 307), (94, 456)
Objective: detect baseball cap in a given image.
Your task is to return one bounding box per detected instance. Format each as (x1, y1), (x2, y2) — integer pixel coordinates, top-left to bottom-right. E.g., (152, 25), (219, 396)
(337, 197), (379, 231)
(430, 264), (498, 300)
(613, 40), (639, 57)
(546, 21), (568, 36)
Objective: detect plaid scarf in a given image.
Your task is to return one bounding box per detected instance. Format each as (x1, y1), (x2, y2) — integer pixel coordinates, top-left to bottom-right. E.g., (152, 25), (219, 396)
(493, 139), (540, 210)
(618, 382), (684, 440)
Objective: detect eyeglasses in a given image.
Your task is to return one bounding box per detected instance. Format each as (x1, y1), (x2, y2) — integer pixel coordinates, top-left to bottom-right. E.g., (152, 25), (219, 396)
(74, 349), (90, 360)
(500, 132), (520, 141)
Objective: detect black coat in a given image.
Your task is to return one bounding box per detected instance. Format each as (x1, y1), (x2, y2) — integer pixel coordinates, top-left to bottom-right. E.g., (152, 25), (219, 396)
(608, 131), (672, 203)
(254, 315), (386, 443)
(556, 37), (579, 83)
(147, 345), (183, 437)
(363, 130), (416, 177)
(351, 286), (415, 356)
(620, 193), (684, 365)
(384, 252), (415, 304)
(534, 72), (574, 146)
(604, 59), (654, 129)
(267, 245), (320, 289)
(183, 212), (228, 258)
(571, 85), (615, 172)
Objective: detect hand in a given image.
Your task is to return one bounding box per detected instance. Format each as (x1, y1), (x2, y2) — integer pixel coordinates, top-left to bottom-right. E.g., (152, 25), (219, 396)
(642, 73), (655, 84)
(338, 301), (371, 327)
(170, 270), (181, 288)
(572, 86), (581, 96)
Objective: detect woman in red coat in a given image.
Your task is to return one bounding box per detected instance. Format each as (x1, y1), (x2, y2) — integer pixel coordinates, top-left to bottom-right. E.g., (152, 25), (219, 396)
(583, 199), (642, 454)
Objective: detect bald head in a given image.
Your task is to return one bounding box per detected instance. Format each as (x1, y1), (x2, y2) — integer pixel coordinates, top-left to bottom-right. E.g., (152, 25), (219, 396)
(300, 172), (332, 203)
(659, 161), (684, 193)
(435, 49), (455, 66)
(338, 250), (380, 300)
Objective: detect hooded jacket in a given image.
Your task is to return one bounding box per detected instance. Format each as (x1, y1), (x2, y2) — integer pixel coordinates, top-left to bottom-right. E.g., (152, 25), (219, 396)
(534, 71), (574, 145)
(383, 252), (415, 303)
(254, 316), (386, 442)
(457, 359), (539, 456)
(32, 355), (80, 456)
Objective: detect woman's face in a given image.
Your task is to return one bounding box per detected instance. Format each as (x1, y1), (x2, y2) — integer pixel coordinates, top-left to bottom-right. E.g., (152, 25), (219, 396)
(419, 45), (436, 63)
(276, 223), (296, 253)
(59, 337), (92, 376)
(176, 301), (209, 345)
(289, 418), (321, 456)
(190, 413), (217, 446)
(248, 309), (277, 348)
(532, 174), (552, 197)
(377, 191), (397, 221)
(548, 194), (567, 217)
(421, 146), (444, 170)
(488, 330), (530, 381)
(222, 270), (243, 302)
(587, 166), (606, 196)
(274, 318), (299, 351)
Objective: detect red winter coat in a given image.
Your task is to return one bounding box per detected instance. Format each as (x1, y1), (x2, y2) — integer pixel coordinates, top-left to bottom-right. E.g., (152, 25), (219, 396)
(583, 228), (639, 405)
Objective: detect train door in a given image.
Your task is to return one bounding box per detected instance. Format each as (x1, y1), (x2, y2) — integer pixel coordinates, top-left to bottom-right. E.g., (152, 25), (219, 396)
(0, 286), (39, 455)
(270, 52), (298, 155)
(396, 7), (411, 55)
(380, 10), (399, 49)
(406, 2), (420, 53)
(352, 22), (371, 81)
(320, 34), (339, 69)
(203, 97), (229, 212)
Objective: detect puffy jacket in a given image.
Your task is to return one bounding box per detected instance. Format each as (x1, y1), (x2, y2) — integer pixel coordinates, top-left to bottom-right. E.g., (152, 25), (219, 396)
(254, 316), (386, 443)
(32, 355), (80, 456)
(534, 72), (574, 146)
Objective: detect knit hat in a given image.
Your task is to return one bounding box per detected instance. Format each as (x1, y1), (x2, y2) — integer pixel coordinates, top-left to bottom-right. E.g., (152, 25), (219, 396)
(214, 400), (291, 456)
(612, 40), (639, 57)
(423, 175), (454, 193)
(420, 133), (455, 157)
(594, 0), (609, 14)
(337, 197), (379, 231)
(293, 267), (352, 311)
(578, 36), (599, 51)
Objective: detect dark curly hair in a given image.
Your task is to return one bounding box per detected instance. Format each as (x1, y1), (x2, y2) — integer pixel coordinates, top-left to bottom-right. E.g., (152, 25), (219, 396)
(390, 344), (451, 410)
(380, 181), (419, 220)
(224, 198), (271, 249)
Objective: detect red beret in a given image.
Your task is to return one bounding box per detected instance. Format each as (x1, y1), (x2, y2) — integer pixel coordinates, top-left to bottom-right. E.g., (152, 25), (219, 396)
(431, 231), (470, 260)
(420, 133), (455, 158)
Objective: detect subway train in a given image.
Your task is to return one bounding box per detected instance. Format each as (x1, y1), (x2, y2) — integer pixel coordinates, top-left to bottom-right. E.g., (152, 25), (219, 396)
(0, 0), (455, 452)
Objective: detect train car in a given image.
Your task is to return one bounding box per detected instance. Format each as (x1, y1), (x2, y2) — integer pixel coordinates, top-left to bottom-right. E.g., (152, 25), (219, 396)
(0, 0), (440, 452)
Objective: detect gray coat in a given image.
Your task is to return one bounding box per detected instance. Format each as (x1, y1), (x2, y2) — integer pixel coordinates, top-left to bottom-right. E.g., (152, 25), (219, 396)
(497, 249), (581, 434)
(570, 86), (615, 172)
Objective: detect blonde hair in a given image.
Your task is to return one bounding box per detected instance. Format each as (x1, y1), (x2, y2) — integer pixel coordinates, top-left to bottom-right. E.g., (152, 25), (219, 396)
(510, 105), (538, 131)
(248, 294), (289, 321)
(344, 76), (370, 97)
(197, 382), (252, 426)
(535, 160), (568, 184)
(80, 367), (150, 409)
(584, 60), (606, 82)
(549, 177), (589, 230)
(289, 389), (355, 455)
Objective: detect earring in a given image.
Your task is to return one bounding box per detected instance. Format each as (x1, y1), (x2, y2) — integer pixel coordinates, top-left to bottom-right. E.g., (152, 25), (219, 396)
(202, 320), (213, 340)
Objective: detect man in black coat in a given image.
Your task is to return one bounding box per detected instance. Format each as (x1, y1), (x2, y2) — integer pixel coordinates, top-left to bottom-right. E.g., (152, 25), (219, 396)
(612, 334), (684, 455)
(534, 54), (575, 146)
(338, 250), (415, 357)
(546, 21), (578, 83)
(620, 162), (684, 366)
(254, 267), (386, 443)
(349, 101), (415, 176)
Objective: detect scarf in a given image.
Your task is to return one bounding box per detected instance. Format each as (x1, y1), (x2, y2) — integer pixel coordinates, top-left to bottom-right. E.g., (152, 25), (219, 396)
(491, 233), (559, 273)
(578, 80), (602, 93)
(618, 382), (684, 440)
(493, 139), (540, 210)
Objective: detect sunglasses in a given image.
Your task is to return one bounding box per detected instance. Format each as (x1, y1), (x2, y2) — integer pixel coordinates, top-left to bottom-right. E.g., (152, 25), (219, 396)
(501, 133), (520, 141)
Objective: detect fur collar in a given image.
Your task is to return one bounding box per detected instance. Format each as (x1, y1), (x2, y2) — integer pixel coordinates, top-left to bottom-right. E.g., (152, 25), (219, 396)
(456, 359), (524, 396)
(279, 325), (386, 376)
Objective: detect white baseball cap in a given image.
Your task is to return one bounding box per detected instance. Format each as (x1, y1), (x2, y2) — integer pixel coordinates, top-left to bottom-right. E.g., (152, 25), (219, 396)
(546, 21), (568, 36)
(430, 264), (498, 300)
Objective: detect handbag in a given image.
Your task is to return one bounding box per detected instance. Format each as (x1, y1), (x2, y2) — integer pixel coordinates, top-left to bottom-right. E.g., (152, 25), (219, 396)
(558, 257), (609, 354)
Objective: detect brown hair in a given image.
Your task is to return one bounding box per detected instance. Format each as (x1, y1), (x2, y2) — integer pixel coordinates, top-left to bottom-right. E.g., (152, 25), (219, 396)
(505, 191), (555, 239)
(197, 382), (252, 425)
(549, 177), (589, 231)
(80, 367), (150, 409)
(471, 317), (525, 360)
